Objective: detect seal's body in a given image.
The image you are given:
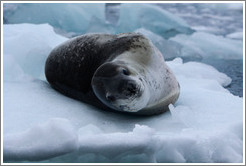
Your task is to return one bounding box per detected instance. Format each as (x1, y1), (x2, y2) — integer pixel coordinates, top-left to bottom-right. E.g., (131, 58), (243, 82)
(45, 33), (180, 115)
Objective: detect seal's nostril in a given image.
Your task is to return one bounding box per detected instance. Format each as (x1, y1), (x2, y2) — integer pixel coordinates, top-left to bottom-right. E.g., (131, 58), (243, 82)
(106, 94), (116, 102)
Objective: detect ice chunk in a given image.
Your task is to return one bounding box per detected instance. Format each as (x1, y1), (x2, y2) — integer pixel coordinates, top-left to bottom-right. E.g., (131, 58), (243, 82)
(116, 3), (194, 38)
(4, 118), (79, 161)
(3, 3), (110, 35)
(226, 31), (243, 40)
(167, 58), (232, 87)
(170, 32), (243, 60)
(3, 23), (67, 80)
(168, 58), (241, 130)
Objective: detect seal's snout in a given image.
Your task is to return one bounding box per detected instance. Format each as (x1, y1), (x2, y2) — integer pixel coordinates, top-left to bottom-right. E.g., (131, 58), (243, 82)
(118, 80), (140, 97)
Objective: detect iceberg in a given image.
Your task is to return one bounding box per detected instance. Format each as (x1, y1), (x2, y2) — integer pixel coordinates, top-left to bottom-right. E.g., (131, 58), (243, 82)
(3, 3), (112, 35)
(3, 24), (243, 163)
(116, 3), (194, 38)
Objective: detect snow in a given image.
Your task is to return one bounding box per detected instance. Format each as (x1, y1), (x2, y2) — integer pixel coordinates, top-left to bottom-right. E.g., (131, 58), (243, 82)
(2, 23), (243, 163)
(115, 3), (194, 38)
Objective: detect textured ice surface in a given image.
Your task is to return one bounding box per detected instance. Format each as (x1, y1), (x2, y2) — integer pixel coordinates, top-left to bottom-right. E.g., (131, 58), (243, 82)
(3, 24), (243, 163)
(4, 118), (79, 161)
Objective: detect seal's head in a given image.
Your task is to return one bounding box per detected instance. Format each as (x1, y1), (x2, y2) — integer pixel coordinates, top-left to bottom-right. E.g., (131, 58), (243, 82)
(92, 61), (149, 112)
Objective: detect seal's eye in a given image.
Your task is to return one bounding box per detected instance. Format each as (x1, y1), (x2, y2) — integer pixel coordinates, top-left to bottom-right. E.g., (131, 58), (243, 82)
(122, 69), (130, 76)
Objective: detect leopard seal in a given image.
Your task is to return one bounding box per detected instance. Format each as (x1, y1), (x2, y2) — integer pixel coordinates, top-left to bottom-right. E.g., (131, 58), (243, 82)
(45, 33), (180, 115)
